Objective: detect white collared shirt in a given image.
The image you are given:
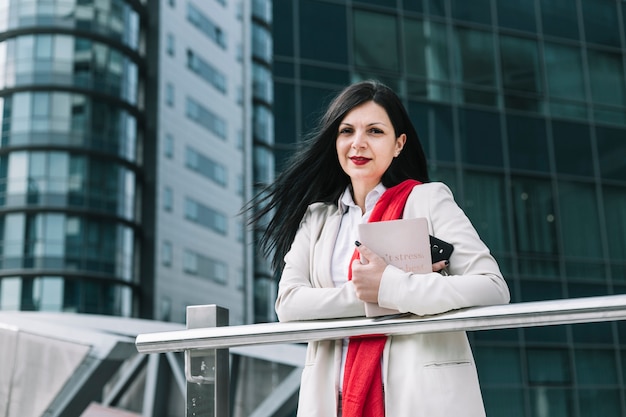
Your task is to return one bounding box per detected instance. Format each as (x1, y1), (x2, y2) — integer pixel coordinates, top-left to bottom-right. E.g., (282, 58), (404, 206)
(331, 183), (387, 288)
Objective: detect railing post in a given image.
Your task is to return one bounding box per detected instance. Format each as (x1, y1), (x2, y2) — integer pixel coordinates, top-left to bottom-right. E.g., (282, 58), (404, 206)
(185, 305), (229, 417)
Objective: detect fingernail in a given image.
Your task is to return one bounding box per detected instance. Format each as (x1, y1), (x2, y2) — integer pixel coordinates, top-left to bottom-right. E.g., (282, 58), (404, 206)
(444, 260), (450, 266)
(355, 240), (361, 247)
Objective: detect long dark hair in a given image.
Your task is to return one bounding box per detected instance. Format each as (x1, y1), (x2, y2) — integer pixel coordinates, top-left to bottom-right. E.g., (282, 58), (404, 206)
(246, 80), (429, 273)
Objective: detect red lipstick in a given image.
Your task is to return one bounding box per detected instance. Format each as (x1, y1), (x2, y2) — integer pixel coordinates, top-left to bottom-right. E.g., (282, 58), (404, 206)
(350, 156), (371, 166)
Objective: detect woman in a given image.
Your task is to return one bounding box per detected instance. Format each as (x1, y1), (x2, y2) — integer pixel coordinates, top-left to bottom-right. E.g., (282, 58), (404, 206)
(248, 80), (510, 417)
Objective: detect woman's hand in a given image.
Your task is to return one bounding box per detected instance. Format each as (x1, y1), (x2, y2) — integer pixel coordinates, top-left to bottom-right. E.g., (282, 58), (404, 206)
(351, 244), (387, 303)
(352, 243), (450, 303)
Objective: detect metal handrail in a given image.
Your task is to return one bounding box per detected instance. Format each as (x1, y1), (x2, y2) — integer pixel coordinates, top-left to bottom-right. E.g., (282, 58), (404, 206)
(135, 294), (626, 354)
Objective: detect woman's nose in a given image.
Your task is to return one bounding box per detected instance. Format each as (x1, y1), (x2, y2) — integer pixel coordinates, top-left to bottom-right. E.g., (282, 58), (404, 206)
(351, 131), (367, 149)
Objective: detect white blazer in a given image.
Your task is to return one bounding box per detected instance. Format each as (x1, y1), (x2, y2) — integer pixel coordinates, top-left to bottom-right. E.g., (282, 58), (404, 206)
(275, 182), (511, 417)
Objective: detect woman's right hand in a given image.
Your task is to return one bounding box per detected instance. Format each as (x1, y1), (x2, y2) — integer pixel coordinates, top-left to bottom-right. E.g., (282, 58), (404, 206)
(432, 260), (449, 273)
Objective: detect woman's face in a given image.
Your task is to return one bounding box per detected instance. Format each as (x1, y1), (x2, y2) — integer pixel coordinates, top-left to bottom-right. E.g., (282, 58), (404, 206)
(336, 101), (406, 192)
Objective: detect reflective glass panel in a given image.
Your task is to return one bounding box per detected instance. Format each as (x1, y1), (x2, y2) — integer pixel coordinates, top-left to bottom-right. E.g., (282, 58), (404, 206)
(482, 388), (525, 417)
(520, 280), (563, 302)
(510, 177), (557, 256)
(450, 0), (491, 25)
(603, 186), (626, 260)
(587, 49), (626, 108)
(463, 172), (510, 253)
(580, 0), (621, 47)
(458, 108), (502, 167)
(354, 10), (399, 72)
(500, 36), (543, 94)
(544, 43), (585, 101)
(300, 0), (347, 64)
(540, 0), (580, 40)
(453, 27), (496, 87)
(495, 0), (536, 32)
(507, 114), (548, 172)
(578, 389), (621, 417)
(408, 101), (455, 163)
(404, 19), (449, 81)
(596, 125), (626, 181)
(273, 1), (293, 56)
(552, 121), (593, 176)
(529, 388), (572, 417)
(474, 346), (522, 384)
(527, 348), (571, 384)
(575, 349), (618, 384)
(572, 322), (614, 344)
(557, 181), (601, 258)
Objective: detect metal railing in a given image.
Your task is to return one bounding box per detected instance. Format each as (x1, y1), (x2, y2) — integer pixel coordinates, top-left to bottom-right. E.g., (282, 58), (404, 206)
(135, 294), (626, 416)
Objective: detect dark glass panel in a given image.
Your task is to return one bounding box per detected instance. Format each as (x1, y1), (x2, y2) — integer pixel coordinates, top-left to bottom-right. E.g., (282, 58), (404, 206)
(482, 388), (525, 417)
(300, 64), (349, 85)
(500, 36), (543, 94)
(300, 85), (339, 135)
(402, 0), (423, 13)
(453, 27), (496, 87)
(580, 0), (621, 47)
(587, 49), (626, 108)
(603, 186), (626, 261)
(579, 389), (621, 416)
(408, 101), (455, 163)
(507, 114), (549, 172)
(552, 121), (593, 176)
(495, 0), (536, 32)
(463, 172), (510, 253)
(544, 43), (585, 101)
(404, 19), (450, 81)
(425, 0), (446, 17)
(519, 280), (563, 302)
(274, 82), (296, 146)
(524, 326), (568, 343)
(540, 0), (580, 40)
(557, 181), (601, 258)
(474, 346), (523, 384)
(568, 283), (609, 299)
(353, 10), (399, 72)
(529, 389), (572, 417)
(300, 0), (347, 64)
(527, 348), (572, 384)
(458, 108), (502, 167)
(354, 0), (396, 8)
(564, 260), (607, 282)
(273, 60), (294, 78)
(596, 126), (626, 181)
(450, 0), (491, 25)
(273, 0), (293, 56)
(575, 349), (618, 384)
(572, 322), (614, 344)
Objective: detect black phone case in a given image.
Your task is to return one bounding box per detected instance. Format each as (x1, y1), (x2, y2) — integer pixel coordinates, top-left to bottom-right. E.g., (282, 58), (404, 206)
(429, 235), (454, 263)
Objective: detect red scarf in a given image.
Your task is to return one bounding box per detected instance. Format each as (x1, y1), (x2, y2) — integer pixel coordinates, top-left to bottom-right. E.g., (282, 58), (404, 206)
(342, 179), (421, 417)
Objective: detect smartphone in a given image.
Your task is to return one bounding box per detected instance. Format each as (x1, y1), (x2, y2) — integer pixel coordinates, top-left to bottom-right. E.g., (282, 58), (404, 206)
(429, 235), (454, 263)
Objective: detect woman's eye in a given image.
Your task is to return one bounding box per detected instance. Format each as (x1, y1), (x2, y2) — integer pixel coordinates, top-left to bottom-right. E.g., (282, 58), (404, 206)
(339, 128), (352, 134)
(370, 128), (383, 134)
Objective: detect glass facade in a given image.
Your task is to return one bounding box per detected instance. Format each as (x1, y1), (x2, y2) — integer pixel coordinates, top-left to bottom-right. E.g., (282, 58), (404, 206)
(272, 0), (626, 415)
(0, 0), (143, 316)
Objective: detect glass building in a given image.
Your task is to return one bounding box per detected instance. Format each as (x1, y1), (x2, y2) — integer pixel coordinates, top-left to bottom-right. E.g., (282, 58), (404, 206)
(0, 0), (142, 316)
(271, 0), (626, 415)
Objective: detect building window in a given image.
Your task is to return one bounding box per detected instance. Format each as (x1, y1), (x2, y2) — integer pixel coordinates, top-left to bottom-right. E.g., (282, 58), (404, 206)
(184, 198), (227, 235)
(162, 241), (173, 266)
(166, 82), (175, 107)
(183, 249), (228, 284)
(185, 97), (227, 139)
(187, 2), (227, 49)
(166, 33), (175, 56)
(186, 49), (227, 93)
(164, 133), (174, 158)
(185, 146), (227, 186)
(163, 186), (173, 212)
